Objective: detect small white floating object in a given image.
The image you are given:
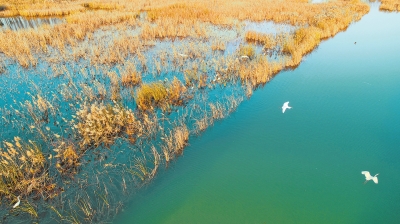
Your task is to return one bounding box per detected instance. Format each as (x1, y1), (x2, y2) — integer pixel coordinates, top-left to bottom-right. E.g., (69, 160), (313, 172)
(362, 171), (379, 184)
(240, 55), (249, 60)
(282, 101), (292, 113)
(13, 196), (20, 208)
(178, 53), (188, 58)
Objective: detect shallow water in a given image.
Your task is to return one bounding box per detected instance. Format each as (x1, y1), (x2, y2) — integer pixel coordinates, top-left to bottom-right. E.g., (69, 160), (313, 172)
(115, 3), (400, 224)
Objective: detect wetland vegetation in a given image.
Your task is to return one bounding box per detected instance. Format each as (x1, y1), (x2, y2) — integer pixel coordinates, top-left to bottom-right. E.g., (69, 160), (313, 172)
(0, 0), (396, 223)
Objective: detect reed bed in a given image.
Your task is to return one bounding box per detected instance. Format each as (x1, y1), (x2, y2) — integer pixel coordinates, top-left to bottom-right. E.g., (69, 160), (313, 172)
(380, 0), (400, 11)
(0, 10), (138, 67)
(135, 77), (189, 111)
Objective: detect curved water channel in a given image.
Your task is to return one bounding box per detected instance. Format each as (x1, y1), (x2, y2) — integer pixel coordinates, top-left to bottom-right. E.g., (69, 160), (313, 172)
(115, 3), (400, 223)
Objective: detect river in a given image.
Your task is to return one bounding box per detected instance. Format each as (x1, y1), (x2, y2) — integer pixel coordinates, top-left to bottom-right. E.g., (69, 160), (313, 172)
(115, 2), (400, 223)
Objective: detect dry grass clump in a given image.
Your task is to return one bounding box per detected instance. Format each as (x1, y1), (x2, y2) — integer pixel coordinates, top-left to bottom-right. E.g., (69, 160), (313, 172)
(245, 31), (278, 49)
(194, 115), (210, 134)
(238, 57), (284, 87)
(75, 103), (138, 148)
(169, 77), (189, 105)
(238, 44), (256, 59)
(121, 62), (142, 87)
(92, 35), (142, 65)
(136, 82), (168, 111)
(161, 124), (189, 162)
(380, 0), (400, 11)
(283, 26), (322, 67)
(211, 40), (226, 52)
(184, 68), (207, 88)
(0, 137), (56, 201)
(171, 125), (189, 155)
(136, 78), (188, 111)
(24, 94), (55, 136)
(54, 142), (80, 177)
(209, 102), (226, 120)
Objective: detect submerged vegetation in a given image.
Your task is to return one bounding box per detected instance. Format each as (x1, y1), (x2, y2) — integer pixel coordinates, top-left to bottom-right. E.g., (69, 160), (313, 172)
(0, 0), (391, 223)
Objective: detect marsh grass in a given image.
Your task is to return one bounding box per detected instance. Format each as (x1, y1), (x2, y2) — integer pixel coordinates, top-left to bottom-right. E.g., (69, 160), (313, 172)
(136, 77), (189, 111)
(121, 62), (142, 87)
(245, 31), (287, 50)
(238, 44), (256, 59)
(380, 0), (400, 11)
(135, 82), (168, 111)
(209, 102), (226, 120)
(184, 68), (207, 89)
(0, 137), (57, 202)
(161, 124), (189, 159)
(211, 40), (226, 52)
(237, 56), (284, 88)
(54, 142), (80, 177)
(83, 1), (122, 10)
(75, 103), (138, 148)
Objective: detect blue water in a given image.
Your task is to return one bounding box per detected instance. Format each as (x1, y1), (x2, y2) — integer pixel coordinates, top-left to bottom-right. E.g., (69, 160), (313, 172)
(115, 3), (400, 223)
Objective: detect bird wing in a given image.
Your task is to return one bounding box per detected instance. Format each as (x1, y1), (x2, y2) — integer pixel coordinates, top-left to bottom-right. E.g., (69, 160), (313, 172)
(283, 102), (289, 107)
(361, 171), (372, 179)
(282, 107), (286, 113)
(13, 199), (20, 208)
(372, 176), (378, 184)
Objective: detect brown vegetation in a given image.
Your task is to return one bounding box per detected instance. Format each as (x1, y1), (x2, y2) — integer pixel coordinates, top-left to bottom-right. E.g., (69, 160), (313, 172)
(135, 77), (188, 111)
(380, 0), (400, 11)
(75, 103), (138, 148)
(0, 137), (57, 200)
(121, 62), (142, 87)
(54, 142), (80, 177)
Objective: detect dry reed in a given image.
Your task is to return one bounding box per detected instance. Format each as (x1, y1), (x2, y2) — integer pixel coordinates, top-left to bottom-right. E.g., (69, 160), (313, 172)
(0, 137), (57, 201)
(380, 0), (400, 11)
(135, 77), (188, 111)
(75, 103), (138, 148)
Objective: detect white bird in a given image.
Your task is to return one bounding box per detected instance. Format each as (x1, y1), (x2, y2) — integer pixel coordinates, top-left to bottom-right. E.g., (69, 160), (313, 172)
(282, 101), (292, 113)
(13, 196), (20, 208)
(361, 171), (379, 184)
(178, 53), (188, 58)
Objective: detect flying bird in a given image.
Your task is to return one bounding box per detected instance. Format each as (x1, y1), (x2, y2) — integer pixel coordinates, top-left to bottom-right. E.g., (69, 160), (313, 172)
(13, 196), (20, 208)
(361, 171), (379, 184)
(282, 101), (292, 113)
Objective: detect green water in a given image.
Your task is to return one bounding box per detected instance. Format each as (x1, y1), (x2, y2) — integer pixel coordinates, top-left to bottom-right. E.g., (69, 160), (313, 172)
(116, 4), (400, 223)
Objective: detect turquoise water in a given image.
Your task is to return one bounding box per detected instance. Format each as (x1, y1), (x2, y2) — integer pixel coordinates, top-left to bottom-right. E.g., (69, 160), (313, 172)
(116, 3), (400, 224)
